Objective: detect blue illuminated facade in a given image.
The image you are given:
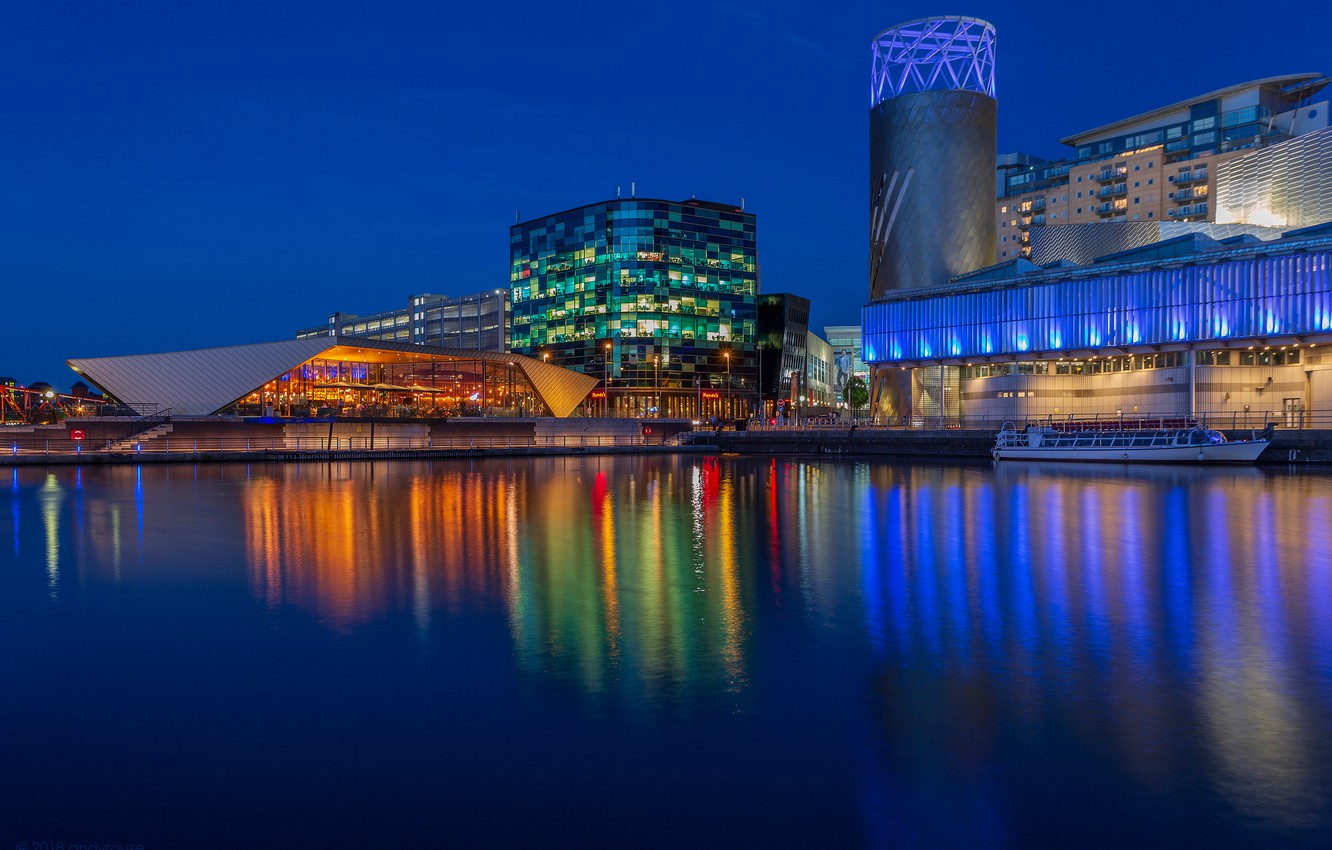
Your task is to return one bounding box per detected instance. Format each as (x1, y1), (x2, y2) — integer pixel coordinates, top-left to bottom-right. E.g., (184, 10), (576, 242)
(864, 233), (1332, 365)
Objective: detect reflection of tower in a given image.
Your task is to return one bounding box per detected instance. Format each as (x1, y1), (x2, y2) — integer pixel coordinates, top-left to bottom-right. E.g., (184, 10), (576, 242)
(868, 17), (997, 420)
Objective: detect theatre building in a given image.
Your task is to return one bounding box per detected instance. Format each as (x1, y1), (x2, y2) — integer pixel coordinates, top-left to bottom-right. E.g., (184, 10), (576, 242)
(863, 223), (1332, 426)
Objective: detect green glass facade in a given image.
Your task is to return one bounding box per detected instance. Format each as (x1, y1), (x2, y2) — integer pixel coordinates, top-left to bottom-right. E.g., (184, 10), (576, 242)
(510, 198), (758, 418)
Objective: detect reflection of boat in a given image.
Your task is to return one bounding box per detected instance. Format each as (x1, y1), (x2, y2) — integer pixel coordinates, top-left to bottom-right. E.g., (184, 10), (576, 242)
(993, 460), (1267, 488)
(993, 418), (1271, 463)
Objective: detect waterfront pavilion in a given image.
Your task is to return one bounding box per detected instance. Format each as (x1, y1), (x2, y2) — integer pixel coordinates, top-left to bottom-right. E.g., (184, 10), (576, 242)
(67, 337), (600, 418)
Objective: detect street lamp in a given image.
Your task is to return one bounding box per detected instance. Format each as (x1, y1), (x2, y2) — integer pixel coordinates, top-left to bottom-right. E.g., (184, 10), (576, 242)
(653, 355), (660, 418)
(724, 351), (731, 420)
(604, 341), (612, 418)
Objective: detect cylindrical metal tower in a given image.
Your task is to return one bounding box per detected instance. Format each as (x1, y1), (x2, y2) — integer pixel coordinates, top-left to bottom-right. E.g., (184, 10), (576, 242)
(867, 16), (997, 420)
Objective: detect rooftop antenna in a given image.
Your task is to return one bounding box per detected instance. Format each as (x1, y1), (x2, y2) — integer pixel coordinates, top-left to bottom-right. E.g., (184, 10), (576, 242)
(515, 210), (520, 223)
(631, 181), (636, 198)
(617, 185), (621, 198)
(741, 197), (746, 211)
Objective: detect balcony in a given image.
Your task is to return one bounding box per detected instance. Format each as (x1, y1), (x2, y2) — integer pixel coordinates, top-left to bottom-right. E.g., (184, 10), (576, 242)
(1171, 168), (1208, 185)
(1168, 203), (1209, 219)
(1095, 202), (1115, 216)
(1097, 183), (1128, 199)
(1029, 198), (1046, 212)
(1173, 187), (1207, 203)
(1095, 166), (1128, 183)
(1031, 214), (1046, 226)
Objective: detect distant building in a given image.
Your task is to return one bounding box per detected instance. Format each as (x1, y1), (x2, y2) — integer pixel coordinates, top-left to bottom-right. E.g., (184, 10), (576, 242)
(297, 290), (509, 352)
(823, 325), (869, 403)
(805, 332), (836, 409)
(510, 197), (758, 419)
(997, 74), (1330, 260)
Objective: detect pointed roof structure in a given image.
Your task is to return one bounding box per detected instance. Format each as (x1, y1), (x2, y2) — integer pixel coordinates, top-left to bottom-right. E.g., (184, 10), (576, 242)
(68, 337), (599, 417)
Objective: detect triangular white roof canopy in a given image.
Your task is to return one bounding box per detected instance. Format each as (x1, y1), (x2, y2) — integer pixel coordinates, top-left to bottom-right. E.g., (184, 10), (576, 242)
(68, 337), (598, 417)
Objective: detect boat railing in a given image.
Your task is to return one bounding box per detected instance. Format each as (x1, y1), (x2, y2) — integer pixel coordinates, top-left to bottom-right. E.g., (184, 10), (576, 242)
(1033, 412), (1200, 433)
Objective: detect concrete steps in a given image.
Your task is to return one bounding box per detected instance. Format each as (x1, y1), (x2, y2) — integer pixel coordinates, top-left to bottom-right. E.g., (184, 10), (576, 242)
(110, 423), (174, 451)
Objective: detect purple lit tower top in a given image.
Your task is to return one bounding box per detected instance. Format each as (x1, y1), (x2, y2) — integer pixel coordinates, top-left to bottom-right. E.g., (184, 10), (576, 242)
(870, 16), (996, 106)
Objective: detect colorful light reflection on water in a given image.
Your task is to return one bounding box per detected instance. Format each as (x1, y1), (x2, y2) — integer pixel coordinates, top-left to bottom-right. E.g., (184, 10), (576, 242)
(2, 458), (1331, 848)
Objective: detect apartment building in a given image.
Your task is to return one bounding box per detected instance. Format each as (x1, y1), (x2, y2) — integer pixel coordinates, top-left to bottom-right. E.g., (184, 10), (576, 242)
(997, 74), (1329, 259)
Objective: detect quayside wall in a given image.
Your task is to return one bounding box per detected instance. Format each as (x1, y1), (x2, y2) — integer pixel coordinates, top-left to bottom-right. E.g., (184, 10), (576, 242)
(685, 429), (1332, 465)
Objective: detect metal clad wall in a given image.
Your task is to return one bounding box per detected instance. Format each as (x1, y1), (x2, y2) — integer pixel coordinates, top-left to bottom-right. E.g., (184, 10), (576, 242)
(1216, 126), (1332, 229)
(869, 90), (998, 298)
(1029, 222), (1161, 266)
(868, 90), (996, 415)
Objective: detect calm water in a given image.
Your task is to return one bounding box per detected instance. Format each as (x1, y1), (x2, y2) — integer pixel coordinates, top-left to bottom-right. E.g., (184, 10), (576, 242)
(3, 456), (1332, 848)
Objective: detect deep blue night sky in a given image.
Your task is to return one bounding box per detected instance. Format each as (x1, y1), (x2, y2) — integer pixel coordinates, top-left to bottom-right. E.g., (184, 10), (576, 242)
(3, 0), (1327, 386)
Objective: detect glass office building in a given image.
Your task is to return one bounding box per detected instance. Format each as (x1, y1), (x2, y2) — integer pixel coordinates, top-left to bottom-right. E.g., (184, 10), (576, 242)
(510, 198), (758, 419)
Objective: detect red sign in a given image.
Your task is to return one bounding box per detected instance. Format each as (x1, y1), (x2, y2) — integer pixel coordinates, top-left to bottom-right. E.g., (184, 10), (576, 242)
(701, 391), (720, 400)
(590, 391), (606, 399)
(70, 429), (86, 441)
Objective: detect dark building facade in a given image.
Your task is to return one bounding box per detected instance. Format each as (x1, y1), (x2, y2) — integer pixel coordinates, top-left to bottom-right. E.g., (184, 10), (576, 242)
(757, 293), (810, 417)
(510, 198), (757, 419)
(868, 17), (998, 420)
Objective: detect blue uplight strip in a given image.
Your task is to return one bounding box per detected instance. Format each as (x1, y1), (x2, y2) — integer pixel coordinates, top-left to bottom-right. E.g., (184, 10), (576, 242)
(863, 251), (1332, 363)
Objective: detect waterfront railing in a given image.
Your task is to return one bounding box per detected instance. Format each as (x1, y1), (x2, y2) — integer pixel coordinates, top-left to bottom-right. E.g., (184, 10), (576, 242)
(1, 433), (685, 457)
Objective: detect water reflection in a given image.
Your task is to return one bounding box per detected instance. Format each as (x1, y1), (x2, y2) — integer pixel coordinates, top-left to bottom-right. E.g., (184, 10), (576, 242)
(4, 458), (1331, 843)
(857, 462), (1332, 837)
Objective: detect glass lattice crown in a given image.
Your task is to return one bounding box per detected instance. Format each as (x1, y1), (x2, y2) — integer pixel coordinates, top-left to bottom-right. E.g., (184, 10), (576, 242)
(871, 17), (996, 106)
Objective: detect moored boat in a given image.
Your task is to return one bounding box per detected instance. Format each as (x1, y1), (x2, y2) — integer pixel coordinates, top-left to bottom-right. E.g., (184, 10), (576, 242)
(993, 417), (1271, 463)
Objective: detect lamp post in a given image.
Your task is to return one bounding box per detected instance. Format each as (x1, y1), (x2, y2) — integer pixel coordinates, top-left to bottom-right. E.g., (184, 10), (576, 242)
(724, 351), (731, 421)
(757, 344), (764, 420)
(604, 341), (612, 418)
(653, 355), (660, 418)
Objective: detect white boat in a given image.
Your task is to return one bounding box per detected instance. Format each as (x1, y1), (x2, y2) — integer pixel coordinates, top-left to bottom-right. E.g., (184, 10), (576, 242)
(993, 417), (1271, 463)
